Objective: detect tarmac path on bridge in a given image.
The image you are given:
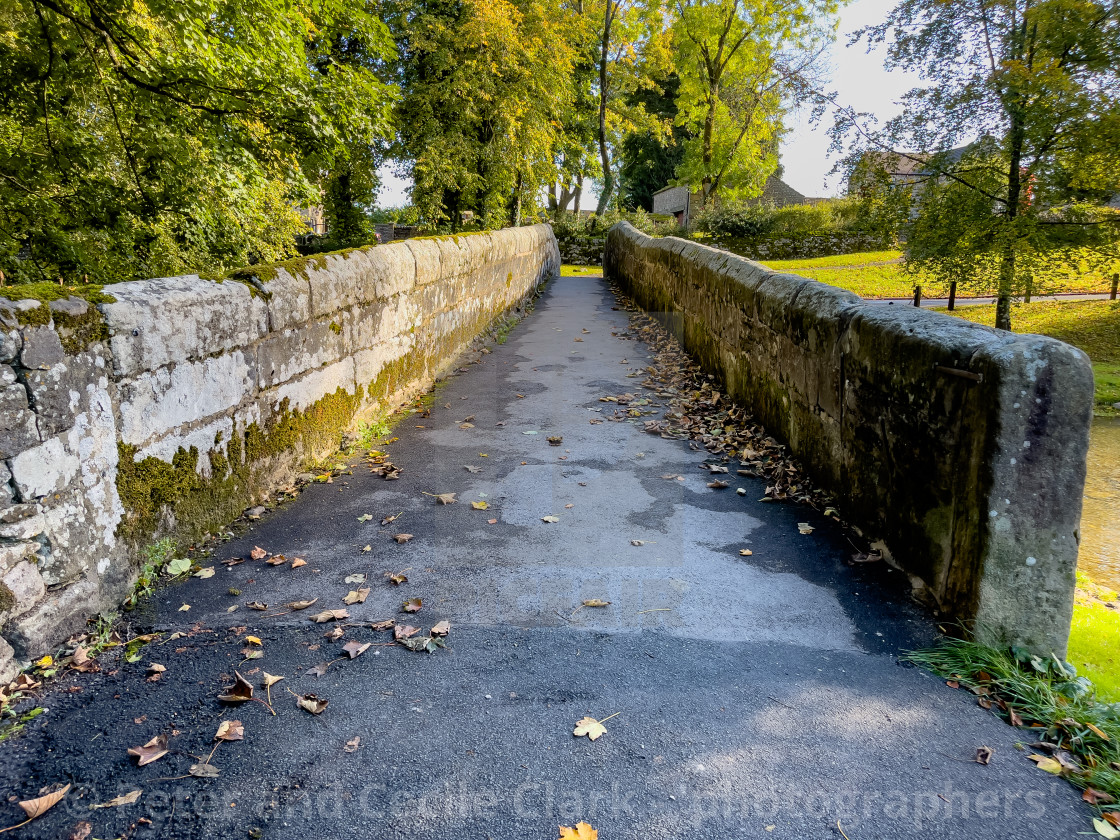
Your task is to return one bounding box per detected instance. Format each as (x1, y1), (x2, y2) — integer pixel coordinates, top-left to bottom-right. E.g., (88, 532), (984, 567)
(0, 274), (1090, 839)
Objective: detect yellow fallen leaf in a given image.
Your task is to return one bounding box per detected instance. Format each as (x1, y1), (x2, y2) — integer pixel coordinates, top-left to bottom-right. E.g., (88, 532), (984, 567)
(291, 558), (307, 569)
(35, 655), (53, 669)
(471, 501), (489, 510)
(1095, 818), (1120, 839)
(559, 822), (597, 840)
(582, 599), (611, 608)
(245, 636), (262, 646)
(573, 717), (607, 740)
(1034, 756), (1064, 775)
(1087, 722), (1110, 741)
(739, 549), (753, 556)
(178, 604), (190, 612)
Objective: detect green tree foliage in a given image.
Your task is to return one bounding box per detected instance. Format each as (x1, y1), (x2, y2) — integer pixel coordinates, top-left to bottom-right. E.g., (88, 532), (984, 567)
(838, 0), (1120, 329)
(386, 0), (577, 228)
(619, 73), (687, 211)
(0, 0), (397, 283)
(671, 0), (838, 207)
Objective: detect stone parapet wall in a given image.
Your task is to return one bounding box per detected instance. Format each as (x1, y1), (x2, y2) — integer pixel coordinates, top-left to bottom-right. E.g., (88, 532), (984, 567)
(0, 225), (559, 677)
(605, 222), (1092, 655)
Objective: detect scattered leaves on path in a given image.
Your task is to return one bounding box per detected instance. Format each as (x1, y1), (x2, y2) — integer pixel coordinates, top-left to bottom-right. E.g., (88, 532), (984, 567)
(16, 784), (71, 822)
(247, 601), (268, 611)
(381, 513), (401, 527)
(394, 624), (420, 640)
(386, 571), (408, 585)
(423, 492), (457, 505)
(217, 673), (254, 704)
(325, 626), (345, 641)
(250, 547), (268, 560)
(288, 599), (318, 610)
(371, 619), (395, 631)
(1084, 788), (1117, 806)
(343, 641), (371, 659)
(291, 558), (307, 568)
(402, 598), (422, 613)
(343, 588), (370, 605)
(296, 693), (328, 715)
(189, 763), (220, 779)
(707, 480), (729, 489)
(194, 567), (215, 579)
(311, 609), (350, 623)
(1095, 819), (1120, 839)
(548, 436), (563, 446)
(558, 822), (598, 840)
(128, 735), (169, 766)
(92, 790), (141, 809)
(178, 604), (191, 612)
(215, 720), (244, 742)
(245, 636), (262, 646)
(398, 635), (446, 653)
(431, 620), (451, 637)
(262, 673), (284, 688)
(393, 534), (414, 544)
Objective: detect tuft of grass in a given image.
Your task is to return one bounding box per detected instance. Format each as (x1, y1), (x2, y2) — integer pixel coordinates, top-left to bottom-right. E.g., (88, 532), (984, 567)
(356, 418), (391, 449)
(123, 538), (179, 609)
(1069, 601), (1120, 702)
(907, 637), (1120, 810)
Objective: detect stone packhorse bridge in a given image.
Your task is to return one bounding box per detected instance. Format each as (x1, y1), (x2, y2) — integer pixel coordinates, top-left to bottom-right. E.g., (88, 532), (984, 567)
(0, 222), (1098, 838)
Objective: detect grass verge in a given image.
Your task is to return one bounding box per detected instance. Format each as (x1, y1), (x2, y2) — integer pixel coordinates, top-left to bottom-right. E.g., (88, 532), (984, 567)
(561, 264), (602, 277)
(1070, 574), (1120, 704)
(907, 637), (1120, 820)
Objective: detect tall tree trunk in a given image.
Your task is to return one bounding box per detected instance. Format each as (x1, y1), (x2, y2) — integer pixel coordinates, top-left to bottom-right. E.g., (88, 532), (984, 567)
(699, 81), (719, 209)
(595, 1), (614, 215)
(510, 171), (524, 227)
(574, 175), (583, 214)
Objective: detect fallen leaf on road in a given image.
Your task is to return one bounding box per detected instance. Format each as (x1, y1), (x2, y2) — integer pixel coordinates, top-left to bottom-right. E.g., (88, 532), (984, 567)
(431, 620), (451, 636)
(193, 567), (215, 579)
(403, 598), (422, 613)
(344, 736), (361, 753)
(325, 626), (344, 641)
(343, 588), (370, 605)
(386, 571), (408, 585)
(178, 604), (190, 612)
(371, 619), (395, 631)
(707, 480), (729, 489)
(393, 534), (413, 544)
(306, 662), (333, 678)
(70, 820), (92, 840)
(424, 492), (456, 504)
(739, 549), (753, 556)
(217, 672), (254, 703)
(343, 641), (371, 659)
(363, 544), (372, 552)
(16, 784), (70, 822)
(215, 720), (244, 741)
(291, 558), (307, 569)
(631, 540), (647, 546)
(394, 624), (420, 640)
(975, 746), (993, 765)
(128, 735), (169, 766)
(267, 554), (288, 566)
(582, 599), (611, 608)
(573, 717), (607, 741)
(488, 518), (497, 524)
(797, 523), (814, 535)
(398, 635), (446, 653)
(240, 648), (263, 660)
(92, 790), (140, 809)
(345, 573), (366, 584)
(1084, 788), (1117, 806)
(189, 763), (220, 778)
(288, 598), (319, 610)
(548, 436), (563, 446)
(247, 601), (268, 611)
(459, 422), (474, 429)
(250, 547), (268, 560)
(296, 693), (328, 715)
(245, 636), (262, 646)
(464, 465), (482, 474)
(471, 501), (489, 510)
(357, 514), (373, 522)
(559, 822), (598, 840)
(1029, 754), (1064, 775)
(311, 609), (350, 623)
(541, 515), (559, 523)
(1095, 819), (1120, 839)
(262, 673), (284, 688)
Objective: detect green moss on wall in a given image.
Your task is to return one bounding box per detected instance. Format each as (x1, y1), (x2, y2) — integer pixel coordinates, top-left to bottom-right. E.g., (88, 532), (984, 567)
(0, 283), (116, 306)
(53, 305), (110, 355)
(0, 582), (16, 614)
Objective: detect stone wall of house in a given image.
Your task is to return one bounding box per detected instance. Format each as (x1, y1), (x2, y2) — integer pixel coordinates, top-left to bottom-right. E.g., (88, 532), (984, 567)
(0, 225), (559, 678)
(605, 222), (1093, 655)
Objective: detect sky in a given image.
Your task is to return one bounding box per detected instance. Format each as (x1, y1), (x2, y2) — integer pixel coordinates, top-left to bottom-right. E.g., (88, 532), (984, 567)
(375, 0), (919, 207)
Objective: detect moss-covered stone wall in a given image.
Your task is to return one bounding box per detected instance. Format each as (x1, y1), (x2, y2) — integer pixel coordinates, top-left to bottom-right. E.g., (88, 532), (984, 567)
(605, 221), (1093, 656)
(0, 225), (559, 675)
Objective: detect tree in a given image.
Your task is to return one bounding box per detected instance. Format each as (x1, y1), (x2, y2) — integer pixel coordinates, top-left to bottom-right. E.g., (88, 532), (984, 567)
(387, 0), (577, 228)
(0, 0), (397, 283)
(837, 0), (1120, 330)
(671, 0), (836, 207)
(619, 72), (687, 211)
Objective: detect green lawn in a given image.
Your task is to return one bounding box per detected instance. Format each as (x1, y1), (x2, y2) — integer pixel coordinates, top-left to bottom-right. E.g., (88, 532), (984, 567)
(561, 264), (602, 277)
(1069, 575), (1120, 702)
(941, 300), (1120, 413)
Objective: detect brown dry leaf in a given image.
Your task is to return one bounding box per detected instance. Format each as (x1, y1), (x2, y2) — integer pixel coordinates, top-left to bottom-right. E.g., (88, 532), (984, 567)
(344, 736), (361, 753)
(541, 515), (559, 523)
(558, 822), (598, 840)
(343, 641), (371, 659)
(262, 672), (284, 688)
(267, 554), (288, 566)
(1008, 706), (1024, 727)
(975, 746), (993, 765)
(343, 588), (370, 605)
(402, 598), (422, 613)
(247, 601), (268, 611)
(386, 571), (408, 585)
(16, 783), (70, 821)
(325, 626), (345, 642)
(431, 620), (451, 637)
(189, 763), (220, 778)
(311, 609), (350, 623)
(288, 598), (319, 610)
(92, 789), (141, 809)
(214, 720), (244, 741)
(393, 534), (414, 544)
(707, 480), (729, 489)
(1105, 812), (1120, 829)
(1084, 788), (1117, 806)
(371, 619), (395, 631)
(573, 717), (607, 741)
(306, 662), (333, 678)
(548, 436), (563, 446)
(296, 693), (328, 715)
(217, 672), (254, 703)
(459, 422), (474, 429)
(582, 599), (611, 608)
(739, 549), (753, 556)
(291, 558), (307, 569)
(470, 501), (489, 510)
(70, 820), (92, 840)
(394, 624), (420, 640)
(128, 735), (169, 766)
(250, 546), (268, 560)
(487, 518), (498, 524)
(1087, 723), (1111, 742)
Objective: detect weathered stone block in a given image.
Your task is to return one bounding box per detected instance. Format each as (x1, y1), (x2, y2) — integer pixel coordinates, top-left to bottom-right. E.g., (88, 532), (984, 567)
(0, 383), (41, 459)
(10, 435), (79, 499)
(1, 561), (45, 618)
(100, 275), (268, 377)
(19, 324), (65, 369)
(256, 317), (348, 388)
